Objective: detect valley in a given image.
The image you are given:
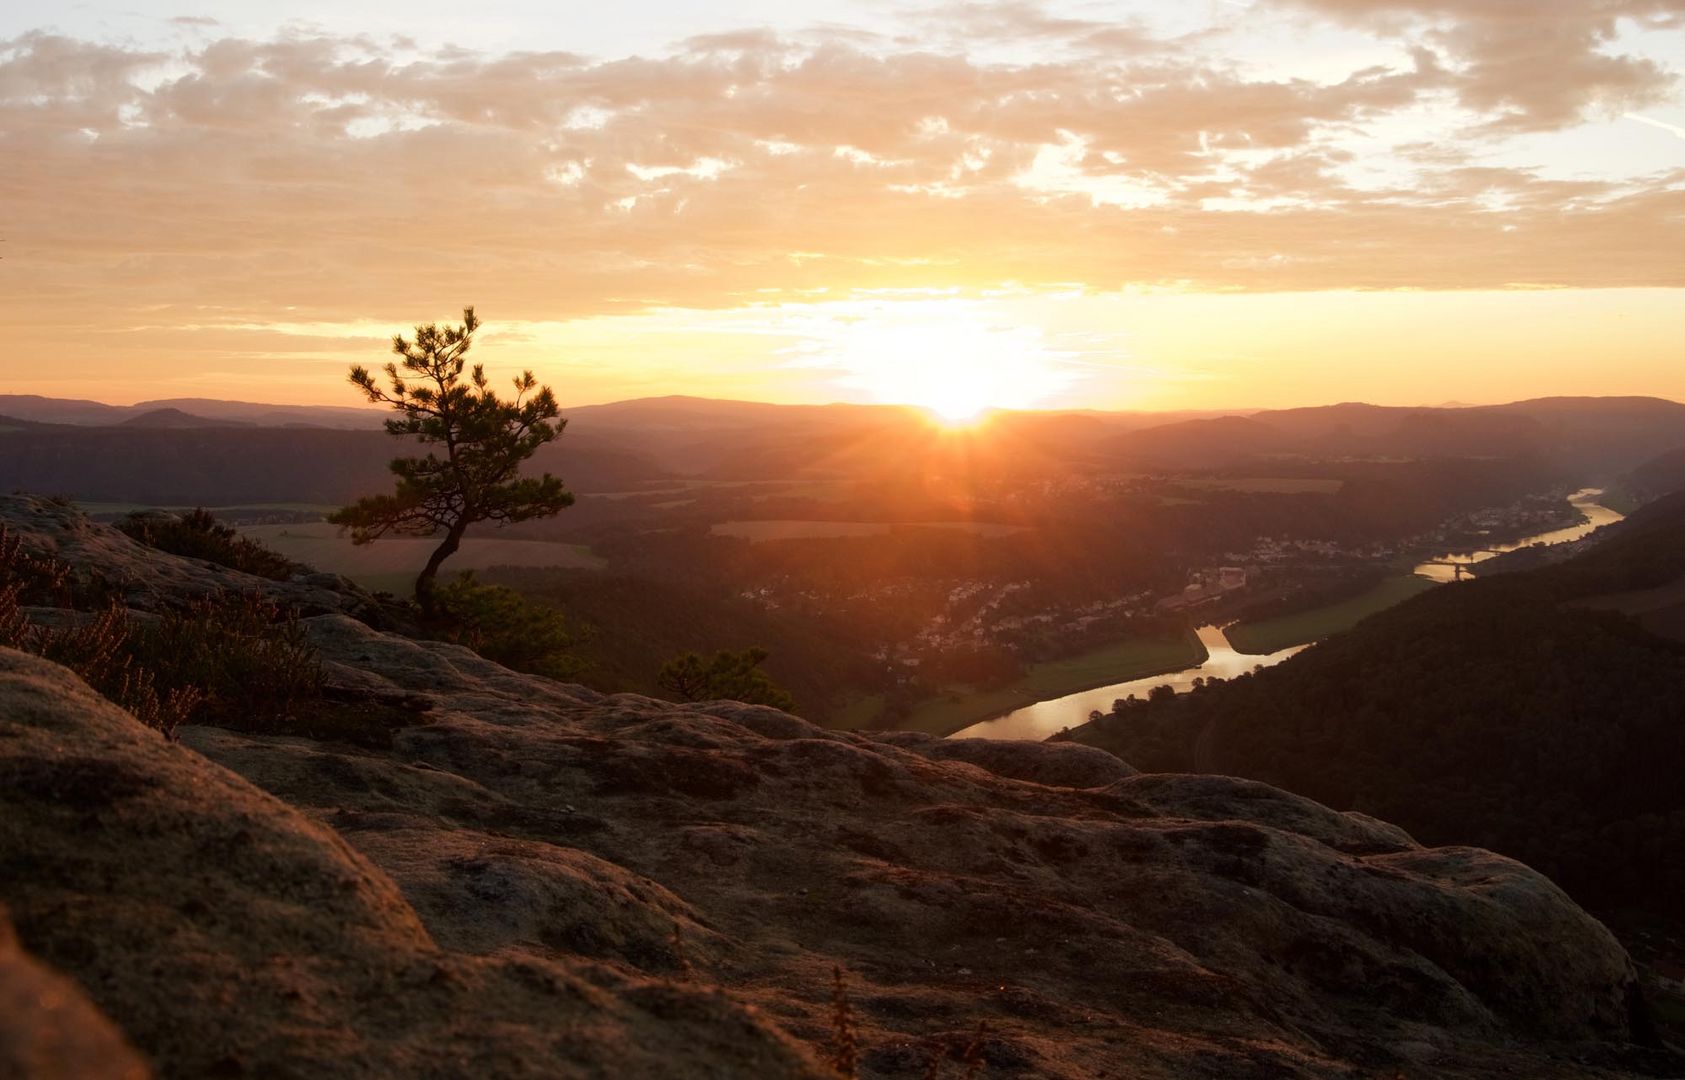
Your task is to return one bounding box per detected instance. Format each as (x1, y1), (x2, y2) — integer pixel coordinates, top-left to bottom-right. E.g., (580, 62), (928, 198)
(13, 393), (1673, 731)
(950, 487), (1628, 740)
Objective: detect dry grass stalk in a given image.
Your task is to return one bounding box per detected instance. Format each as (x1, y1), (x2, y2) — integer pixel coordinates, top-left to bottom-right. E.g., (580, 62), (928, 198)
(922, 1040), (948, 1079)
(960, 1021), (988, 1079)
(828, 965), (861, 1078)
(670, 920), (693, 981)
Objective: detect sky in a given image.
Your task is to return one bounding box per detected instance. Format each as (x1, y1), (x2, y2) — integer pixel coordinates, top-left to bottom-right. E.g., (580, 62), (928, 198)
(2, 1), (1683, 414)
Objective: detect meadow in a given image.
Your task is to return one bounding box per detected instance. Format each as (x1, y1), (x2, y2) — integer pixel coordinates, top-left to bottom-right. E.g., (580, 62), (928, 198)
(238, 523), (603, 593)
(1226, 573), (1438, 654)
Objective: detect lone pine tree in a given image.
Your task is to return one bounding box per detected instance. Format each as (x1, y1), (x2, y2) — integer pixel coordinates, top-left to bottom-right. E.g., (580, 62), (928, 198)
(329, 308), (573, 614)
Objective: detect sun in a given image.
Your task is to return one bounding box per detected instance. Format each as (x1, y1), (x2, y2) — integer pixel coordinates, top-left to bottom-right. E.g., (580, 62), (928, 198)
(926, 395), (991, 425)
(819, 301), (1075, 421)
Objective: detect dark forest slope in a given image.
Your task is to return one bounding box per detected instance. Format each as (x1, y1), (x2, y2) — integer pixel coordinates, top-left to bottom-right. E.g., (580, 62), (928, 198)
(1068, 491), (1685, 918)
(0, 425), (666, 503)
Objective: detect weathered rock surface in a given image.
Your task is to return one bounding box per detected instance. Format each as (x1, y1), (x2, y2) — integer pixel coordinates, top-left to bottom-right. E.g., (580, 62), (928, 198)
(0, 649), (824, 1079)
(1, 501), (1675, 1078)
(0, 910), (149, 1080)
(872, 730), (1139, 788)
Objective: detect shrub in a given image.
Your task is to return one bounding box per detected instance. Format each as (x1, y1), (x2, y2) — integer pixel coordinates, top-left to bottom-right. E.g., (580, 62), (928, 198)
(126, 592), (324, 726)
(435, 572), (588, 680)
(34, 604), (206, 739)
(2, 524), (322, 738)
(1, 529), (202, 738)
(118, 508), (301, 581)
(0, 524), (72, 608)
(657, 647), (797, 712)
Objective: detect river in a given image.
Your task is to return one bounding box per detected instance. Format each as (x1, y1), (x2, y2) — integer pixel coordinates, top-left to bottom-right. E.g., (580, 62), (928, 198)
(1411, 487), (1623, 582)
(949, 624), (1308, 741)
(949, 488), (1623, 742)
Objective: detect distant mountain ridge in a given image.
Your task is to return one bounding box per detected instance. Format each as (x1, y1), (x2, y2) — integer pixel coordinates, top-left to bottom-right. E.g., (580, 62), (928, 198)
(0, 395), (383, 430)
(2, 392), (1682, 505)
(1107, 395), (1685, 473)
(118, 407), (251, 429)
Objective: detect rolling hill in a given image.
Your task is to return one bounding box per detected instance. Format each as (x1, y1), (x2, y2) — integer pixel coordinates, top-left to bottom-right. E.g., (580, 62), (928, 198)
(1107, 396), (1685, 473)
(1622, 445), (1685, 505)
(118, 407), (250, 429)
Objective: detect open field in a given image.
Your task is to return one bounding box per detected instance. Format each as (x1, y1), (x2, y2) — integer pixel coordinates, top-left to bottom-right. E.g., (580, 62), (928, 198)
(711, 520), (1029, 542)
(239, 523), (603, 591)
(1172, 477), (1345, 495)
(1227, 573), (1438, 655)
(844, 631), (1206, 737)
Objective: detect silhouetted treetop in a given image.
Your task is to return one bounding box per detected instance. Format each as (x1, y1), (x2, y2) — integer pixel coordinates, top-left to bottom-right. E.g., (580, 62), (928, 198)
(329, 307), (573, 613)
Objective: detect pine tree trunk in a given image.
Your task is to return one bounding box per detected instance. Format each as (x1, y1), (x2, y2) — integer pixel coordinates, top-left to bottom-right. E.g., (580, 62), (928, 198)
(414, 522), (467, 617)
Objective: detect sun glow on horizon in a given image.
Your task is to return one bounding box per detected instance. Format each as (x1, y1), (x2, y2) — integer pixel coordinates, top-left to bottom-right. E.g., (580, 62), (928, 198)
(806, 301), (1080, 420)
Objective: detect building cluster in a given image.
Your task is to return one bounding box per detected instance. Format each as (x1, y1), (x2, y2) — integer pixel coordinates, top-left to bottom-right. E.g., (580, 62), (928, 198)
(740, 491), (1587, 678)
(1154, 566), (1248, 612)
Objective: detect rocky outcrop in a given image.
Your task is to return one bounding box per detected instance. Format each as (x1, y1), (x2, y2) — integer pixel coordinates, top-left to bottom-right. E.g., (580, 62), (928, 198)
(872, 729), (1138, 788)
(0, 648), (824, 1079)
(0, 500), (1673, 1078)
(0, 494), (382, 620)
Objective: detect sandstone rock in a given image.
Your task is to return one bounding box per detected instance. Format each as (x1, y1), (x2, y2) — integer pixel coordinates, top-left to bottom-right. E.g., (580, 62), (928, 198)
(0, 648), (827, 1079)
(180, 614), (1652, 1077)
(874, 730), (1139, 788)
(0, 911), (150, 1080)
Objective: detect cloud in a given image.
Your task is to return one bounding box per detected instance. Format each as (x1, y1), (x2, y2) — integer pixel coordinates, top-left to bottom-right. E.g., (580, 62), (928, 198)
(906, 2), (1168, 54)
(0, 7), (1681, 360)
(1276, 0), (1685, 131)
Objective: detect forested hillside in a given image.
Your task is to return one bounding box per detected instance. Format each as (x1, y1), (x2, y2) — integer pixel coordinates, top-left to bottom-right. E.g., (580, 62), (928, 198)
(1068, 491), (1685, 919)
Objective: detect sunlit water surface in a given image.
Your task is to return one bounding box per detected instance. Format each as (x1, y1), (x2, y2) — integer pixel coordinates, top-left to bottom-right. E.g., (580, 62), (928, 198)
(950, 625), (1306, 742)
(1411, 488), (1623, 582)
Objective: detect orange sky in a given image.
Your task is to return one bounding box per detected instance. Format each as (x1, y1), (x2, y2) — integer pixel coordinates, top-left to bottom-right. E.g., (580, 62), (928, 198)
(3, 2), (1683, 413)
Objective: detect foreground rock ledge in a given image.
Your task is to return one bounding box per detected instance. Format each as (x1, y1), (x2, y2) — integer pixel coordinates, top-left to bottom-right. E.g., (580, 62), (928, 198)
(0, 497), (1668, 1078)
